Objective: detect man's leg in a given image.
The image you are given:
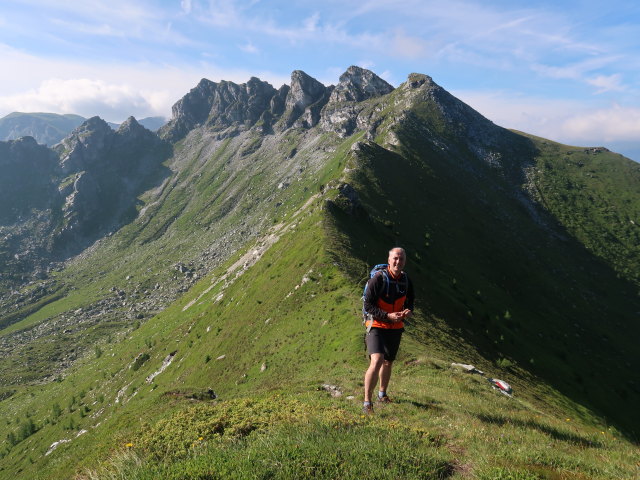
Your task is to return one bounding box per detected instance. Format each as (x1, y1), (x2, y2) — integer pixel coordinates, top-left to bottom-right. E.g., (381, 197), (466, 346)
(378, 359), (393, 393)
(364, 353), (384, 403)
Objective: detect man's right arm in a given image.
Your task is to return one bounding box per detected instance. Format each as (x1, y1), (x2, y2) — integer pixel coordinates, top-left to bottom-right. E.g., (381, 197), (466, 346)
(363, 273), (389, 321)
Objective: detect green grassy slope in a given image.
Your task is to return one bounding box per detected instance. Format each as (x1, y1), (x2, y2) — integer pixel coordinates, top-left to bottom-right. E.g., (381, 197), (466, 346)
(0, 125), (346, 389)
(522, 133), (640, 285)
(2, 182), (637, 479)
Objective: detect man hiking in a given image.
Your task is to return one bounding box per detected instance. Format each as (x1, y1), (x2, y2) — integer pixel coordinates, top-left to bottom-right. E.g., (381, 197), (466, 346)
(362, 247), (414, 414)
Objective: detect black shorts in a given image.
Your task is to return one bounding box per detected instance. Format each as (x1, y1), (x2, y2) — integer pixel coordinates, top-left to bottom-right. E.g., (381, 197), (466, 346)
(365, 327), (404, 361)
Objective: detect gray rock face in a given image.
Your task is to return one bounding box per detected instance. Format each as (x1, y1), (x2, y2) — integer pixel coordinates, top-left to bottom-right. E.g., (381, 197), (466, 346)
(280, 70), (330, 128)
(57, 117), (115, 174)
(285, 71), (326, 112)
(328, 66), (394, 103)
(0, 137), (59, 224)
(161, 67), (394, 140)
(319, 66), (394, 137)
(207, 77), (277, 128)
(53, 117), (170, 253)
(158, 78), (218, 142)
(0, 137), (63, 290)
(160, 77), (278, 141)
(270, 84), (290, 117)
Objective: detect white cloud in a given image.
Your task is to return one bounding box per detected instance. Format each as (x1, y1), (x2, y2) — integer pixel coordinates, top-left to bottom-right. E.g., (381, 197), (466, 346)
(50, 18), (127, 38)
(0, 45), (290, 122)
(30, 0), (158, 25)
(239, 41), (259, 54)
(203, 0), (242, 27)
(532, 55), (623, 80)
(390, 29), (428, 59)
(181, 0), (192, 14)
(561, 104), (640, 143)
(455, 89), (640, 146)
(586, 74), (626, 94)
(0, 78), (160, 120)
(303, 12), (320, 32)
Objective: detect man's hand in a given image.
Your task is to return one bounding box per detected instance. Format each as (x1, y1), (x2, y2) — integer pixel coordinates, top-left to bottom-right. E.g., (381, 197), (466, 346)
(387, 310), (412, 322)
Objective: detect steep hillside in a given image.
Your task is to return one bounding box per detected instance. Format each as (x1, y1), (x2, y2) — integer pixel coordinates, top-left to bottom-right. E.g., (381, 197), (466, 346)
(0, 68), (638, 479)
(327, 75), (640, 433)
(0, 137), (60, 288)
(2, 161), (638, 479)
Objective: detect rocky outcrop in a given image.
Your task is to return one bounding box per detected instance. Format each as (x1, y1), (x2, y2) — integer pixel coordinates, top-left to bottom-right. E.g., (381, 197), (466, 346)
(328, 66), (393, 103)
(56, 117), (115, 174)
(159, 79), (218, 142)
(320, 66), (394, 137)
(53, 117), (170, 253)
(269, 84), (290, 117)
(279, 71), (331, 129)
(206, 77), (277, 129)
(391, 73), (534, 182)
(0, 137), (61, 290)
(0, 137), (60, 224)
(161, 67), (396, 140)
(160, 77), (278, 142)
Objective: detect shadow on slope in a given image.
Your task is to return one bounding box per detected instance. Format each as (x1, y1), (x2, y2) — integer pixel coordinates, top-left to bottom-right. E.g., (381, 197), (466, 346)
(325, 135), (640, 440)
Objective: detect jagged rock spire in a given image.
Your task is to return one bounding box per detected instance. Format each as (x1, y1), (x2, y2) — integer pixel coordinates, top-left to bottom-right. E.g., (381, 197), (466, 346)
(280, 70), (331, 129)
(329, 66), (394, 103)
(285, 70), (327, 113)
(160, 77), (278, 142)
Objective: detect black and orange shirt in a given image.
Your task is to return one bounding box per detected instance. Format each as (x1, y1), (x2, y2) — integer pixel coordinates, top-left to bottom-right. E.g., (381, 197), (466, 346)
(363, 268), (414, 330)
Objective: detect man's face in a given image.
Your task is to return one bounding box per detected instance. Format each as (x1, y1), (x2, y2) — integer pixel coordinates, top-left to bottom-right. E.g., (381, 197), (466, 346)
(388, 249), (406, 276)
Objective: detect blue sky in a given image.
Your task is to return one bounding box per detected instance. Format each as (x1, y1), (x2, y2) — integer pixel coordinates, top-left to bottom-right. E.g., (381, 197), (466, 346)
(1, 0), (639, 160)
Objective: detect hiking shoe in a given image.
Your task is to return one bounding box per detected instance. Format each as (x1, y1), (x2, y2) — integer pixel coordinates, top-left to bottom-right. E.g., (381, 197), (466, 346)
(362, 404), (374, 415)
(377, 395), (392, 404)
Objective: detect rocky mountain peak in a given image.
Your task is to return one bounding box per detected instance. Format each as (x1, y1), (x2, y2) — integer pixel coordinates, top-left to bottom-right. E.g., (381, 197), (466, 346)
(285, 70), (327, 112)
(113, 116), (163, 153)
(1, 135), (39, 151)
(117, 116), (142, 133)
(158, 79), (218, 142)
(79, 116), (113, 134)
(209, 77), (276, 128)
(329, 66), (394, 103)
(392, 73), (533, 180)
(405, 73), (435, 89)
(56, 116), (115, 174)
(280, 70), (330, 129)
(269, 84), (290, 117)
(114, 116), (142, 142)
(160, 77), (278, 141)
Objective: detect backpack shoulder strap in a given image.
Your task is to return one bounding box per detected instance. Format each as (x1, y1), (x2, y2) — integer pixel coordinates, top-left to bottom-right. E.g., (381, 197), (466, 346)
(379, 269), (390, 296)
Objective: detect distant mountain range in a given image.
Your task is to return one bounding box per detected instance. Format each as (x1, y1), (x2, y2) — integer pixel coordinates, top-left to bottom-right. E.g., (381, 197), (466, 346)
(0, 112), (166, 146)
